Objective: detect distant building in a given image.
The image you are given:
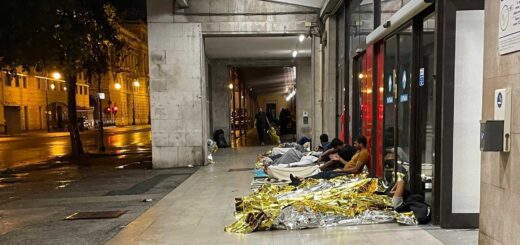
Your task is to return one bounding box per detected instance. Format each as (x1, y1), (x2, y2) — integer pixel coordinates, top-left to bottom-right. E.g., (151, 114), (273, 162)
(0, 69), (91, 134)
(0, 22), (149, 135)
(89, 21), (150, 127)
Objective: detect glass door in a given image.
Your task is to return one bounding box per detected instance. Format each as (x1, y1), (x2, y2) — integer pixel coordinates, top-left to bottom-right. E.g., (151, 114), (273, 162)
(383, 35), (397, 185)
(382, 25), (413, 187)
(417, 14), (436, 205)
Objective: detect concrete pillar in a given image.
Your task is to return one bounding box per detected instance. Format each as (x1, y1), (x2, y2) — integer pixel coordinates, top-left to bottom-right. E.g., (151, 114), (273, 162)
(296, 58), (312, 140)
(322, 17), (337, 138)
(148, 0), (206, 168)
(209, 63), (231, 144)
(480, 1), (520, 244)
(311, 35), (323, 147)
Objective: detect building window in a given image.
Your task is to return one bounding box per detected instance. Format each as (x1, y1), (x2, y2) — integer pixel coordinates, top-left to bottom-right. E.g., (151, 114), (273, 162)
(22, 76), (27, 88)
(84, 86), (88, 95)
(15, 76), (20, 87)
(80, 86), (83, 95)
(3, 74), (10, 86)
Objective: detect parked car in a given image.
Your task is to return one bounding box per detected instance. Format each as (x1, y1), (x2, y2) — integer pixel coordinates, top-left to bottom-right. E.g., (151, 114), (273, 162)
(78, 116), (90, 131)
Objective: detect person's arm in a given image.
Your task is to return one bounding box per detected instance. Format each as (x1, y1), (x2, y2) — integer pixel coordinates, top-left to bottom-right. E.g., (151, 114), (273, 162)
(340, 160), (363, 173)
(341, 152), (368, 173)
(318, 148), (338, 162)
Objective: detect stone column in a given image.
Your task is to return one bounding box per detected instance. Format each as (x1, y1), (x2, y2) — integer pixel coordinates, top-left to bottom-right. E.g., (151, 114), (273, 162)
(209, 63), (232, 144)
(312, 35), (323, 147)
(148, 0), (205, 168)
(322, 18), (337, 137)
(296, 58), (313, 140)
(480, 1), (520, 244)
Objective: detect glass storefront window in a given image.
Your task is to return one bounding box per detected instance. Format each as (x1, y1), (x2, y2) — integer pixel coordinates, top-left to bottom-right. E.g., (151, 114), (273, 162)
(419, 13), (436, 205)
(382, 25), (412, 186)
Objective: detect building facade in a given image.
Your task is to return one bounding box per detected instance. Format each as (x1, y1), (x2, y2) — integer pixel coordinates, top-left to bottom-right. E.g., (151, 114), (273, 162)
(317, 0), (486, 229)
(90, 22), (150, 127)
(0, 69), (91, 134)
(147, 2), (520, 242)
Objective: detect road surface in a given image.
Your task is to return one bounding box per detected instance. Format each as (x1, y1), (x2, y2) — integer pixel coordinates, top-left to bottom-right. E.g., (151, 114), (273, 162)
(0, 126), (151, 169)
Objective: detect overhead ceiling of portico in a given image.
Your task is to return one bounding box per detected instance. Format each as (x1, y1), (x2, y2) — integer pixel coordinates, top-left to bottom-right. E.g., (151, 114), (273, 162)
(260, 0), (325, 8)
(204, 36), (312, 59)
(237, 66), (296, 95)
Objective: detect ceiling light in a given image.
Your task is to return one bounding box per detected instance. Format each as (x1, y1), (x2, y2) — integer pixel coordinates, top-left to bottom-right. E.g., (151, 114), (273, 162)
(292, 50), (298, 58)
(299, 34), (305, 42)
(285, 89), (296, 101)
(228, 83), (233, 90)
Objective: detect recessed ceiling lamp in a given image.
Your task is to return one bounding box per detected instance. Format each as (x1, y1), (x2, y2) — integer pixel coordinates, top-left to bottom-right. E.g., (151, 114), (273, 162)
(292, 50), (298, 58)
(285, 89), (296, 101)
(299, 34), (305, 42)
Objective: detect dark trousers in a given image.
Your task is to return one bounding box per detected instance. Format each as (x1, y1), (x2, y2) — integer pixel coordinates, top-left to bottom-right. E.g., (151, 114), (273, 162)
(257, 127), (265, 144)
(309, 170), (349, 180)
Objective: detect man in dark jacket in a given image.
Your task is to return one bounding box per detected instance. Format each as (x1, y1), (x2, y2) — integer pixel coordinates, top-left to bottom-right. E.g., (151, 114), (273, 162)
(255, 108), (270, 146)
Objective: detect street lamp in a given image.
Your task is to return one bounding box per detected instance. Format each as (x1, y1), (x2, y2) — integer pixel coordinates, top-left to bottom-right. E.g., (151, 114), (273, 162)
(114, 82), (122, 90)
(50, 83), (56, 90)
(52, 72), (61, 80)
(132, 80), (140, 125)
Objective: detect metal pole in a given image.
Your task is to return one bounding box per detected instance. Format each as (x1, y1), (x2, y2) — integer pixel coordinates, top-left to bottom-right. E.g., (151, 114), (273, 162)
(46, 79), (50, 132)
(132, 86), (136, 125)
(98, 75), (106, 152)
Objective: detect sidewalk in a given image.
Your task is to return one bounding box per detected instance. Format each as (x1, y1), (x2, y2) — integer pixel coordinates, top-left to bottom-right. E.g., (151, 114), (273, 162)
(0, 125), (151, 142)
(105, 147), (476, 245)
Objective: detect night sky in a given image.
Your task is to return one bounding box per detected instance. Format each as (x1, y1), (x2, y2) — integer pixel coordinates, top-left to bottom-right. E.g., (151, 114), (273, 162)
(112, 0), (147, 21)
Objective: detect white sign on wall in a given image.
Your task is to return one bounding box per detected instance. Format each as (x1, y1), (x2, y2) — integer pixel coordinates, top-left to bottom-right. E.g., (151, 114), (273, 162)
(499, 0), (520, 55)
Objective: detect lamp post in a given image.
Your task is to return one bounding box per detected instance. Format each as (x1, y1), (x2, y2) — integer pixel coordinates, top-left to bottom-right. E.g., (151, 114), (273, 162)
(45, 79), (50, 132)
(45, 71), (60, 132)
(98, 75), (106, 152)
(132, 80), (140, 126)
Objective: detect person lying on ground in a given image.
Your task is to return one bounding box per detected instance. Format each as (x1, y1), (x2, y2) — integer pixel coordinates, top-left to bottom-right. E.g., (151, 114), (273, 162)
(290, 135), (369, 185)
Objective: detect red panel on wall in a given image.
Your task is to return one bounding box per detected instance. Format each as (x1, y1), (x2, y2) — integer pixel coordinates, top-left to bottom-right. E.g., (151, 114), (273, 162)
(375, 42), (384, 177)
(361, 47), (374, 174)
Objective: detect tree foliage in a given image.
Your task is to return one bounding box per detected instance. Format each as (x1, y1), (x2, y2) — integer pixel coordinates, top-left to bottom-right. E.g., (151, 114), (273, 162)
(0, 0), (128, 157)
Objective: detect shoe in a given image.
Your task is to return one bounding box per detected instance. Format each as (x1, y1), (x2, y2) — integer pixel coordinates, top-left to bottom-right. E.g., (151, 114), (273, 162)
(289, 174), (303, 186)
(289, 174), (297, 182)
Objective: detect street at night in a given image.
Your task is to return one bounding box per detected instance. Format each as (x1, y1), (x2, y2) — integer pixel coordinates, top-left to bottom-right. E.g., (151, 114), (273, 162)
(0, 126), (151, 170)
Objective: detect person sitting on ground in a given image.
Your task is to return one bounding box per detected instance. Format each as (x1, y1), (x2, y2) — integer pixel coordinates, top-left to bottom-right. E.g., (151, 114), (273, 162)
(290, 135), (369, 184)
(317, 138), (344, 162)
(315, 134), (331, 151)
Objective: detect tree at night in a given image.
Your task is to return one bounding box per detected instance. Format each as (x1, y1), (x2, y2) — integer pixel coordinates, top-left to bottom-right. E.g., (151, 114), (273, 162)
(0, 1), (126, 157)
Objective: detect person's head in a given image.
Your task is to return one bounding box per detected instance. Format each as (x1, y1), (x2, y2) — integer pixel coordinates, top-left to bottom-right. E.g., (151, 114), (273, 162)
(330, 138), (343, 149)
(354, 135), (368, 150)
(258, 107), (263, 112)
(319, 134), (329, 144)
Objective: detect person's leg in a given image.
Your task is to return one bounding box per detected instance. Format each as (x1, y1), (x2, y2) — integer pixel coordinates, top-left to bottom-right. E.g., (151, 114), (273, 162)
(308, 170), (335, 179)
(319, 160), (341, 171)
(257, 127), (265, 145)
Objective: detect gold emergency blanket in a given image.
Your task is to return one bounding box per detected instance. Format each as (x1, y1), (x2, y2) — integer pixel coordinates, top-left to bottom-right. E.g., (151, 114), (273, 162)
(225, 175), (416, 233)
